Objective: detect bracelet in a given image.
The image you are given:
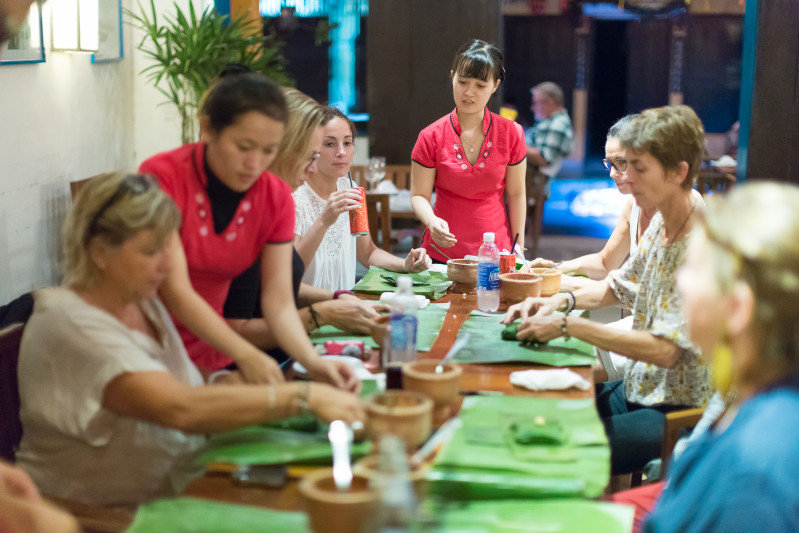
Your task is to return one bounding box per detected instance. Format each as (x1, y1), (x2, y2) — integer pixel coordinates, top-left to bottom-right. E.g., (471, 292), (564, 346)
(296, 382), (311, 415)
(563, 291), (576, 314)
(308, 305), (321, 330)
(333, 290), (354, 300)
(561, 314), (571, 340)
(207, 369), (232, 385)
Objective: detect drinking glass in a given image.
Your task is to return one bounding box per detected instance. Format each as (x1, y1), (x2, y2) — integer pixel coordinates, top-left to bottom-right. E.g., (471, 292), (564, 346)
(367, 156), (386, 190)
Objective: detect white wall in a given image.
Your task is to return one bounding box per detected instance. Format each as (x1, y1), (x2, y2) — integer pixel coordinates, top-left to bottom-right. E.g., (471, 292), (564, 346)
(0, 0), (189, 303)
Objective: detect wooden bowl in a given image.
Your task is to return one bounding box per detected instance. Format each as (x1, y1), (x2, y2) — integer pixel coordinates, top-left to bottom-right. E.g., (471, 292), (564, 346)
(530, 268), (562, 297)
(299, 468), (378, 533)
(353, 454), (429, 498)
(499, 272), (542, 303)
(402, 360), (463, 425)
(447, 259), (478, 284)
(365, 390), (432, 450)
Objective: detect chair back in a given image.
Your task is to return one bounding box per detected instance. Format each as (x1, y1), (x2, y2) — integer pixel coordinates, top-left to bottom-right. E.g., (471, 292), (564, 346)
(0, 322), (25, 462)
(366, 193), (392, 252)
(385, 165), (412, 190)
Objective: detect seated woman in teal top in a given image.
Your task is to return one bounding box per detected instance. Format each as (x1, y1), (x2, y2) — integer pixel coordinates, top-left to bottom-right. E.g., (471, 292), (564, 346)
(644, 181), (799, 532)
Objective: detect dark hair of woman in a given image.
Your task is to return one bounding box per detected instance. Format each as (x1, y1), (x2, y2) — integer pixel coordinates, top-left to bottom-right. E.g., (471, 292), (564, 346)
(322, 106), (357, 137)
(450, 39), (506, 83)
(200, 71), (288, 132)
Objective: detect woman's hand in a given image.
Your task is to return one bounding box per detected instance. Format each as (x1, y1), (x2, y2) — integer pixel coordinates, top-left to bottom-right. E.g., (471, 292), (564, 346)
(516, 313), (562, 342)
(236, 351), (286, 385)
(404, 248), (432, 272)
(316, 297), (389, 335)
(318, 189), (362, 227)
(307, 358), (361, 393)
(308, 383), (367, 426)
(0, 461), (41, 502)
(428, 217), (457, 248)
(501, 296), (560, 324)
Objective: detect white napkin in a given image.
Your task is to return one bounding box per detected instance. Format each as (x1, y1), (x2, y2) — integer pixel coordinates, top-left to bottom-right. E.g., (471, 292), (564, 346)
(375, 180), (399, 194)
(379, 292), (430, 309)
(510, 368), (591, 391)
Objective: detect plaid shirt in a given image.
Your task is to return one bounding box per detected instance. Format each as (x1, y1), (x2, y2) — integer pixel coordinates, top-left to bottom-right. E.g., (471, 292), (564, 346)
(525, 109), (573, 177)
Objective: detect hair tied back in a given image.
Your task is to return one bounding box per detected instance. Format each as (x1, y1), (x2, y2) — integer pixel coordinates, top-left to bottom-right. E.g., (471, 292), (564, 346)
(219, 63), (252, 78)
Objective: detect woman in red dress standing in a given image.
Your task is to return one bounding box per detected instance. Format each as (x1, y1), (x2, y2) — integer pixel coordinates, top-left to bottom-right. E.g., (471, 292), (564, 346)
(139, 69), (356, 390)
(411, 39), (527, 261)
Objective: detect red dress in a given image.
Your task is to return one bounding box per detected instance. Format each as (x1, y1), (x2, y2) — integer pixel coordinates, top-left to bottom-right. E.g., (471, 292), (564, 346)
(139, 143), (295, 370)
(411, 108), (526, 262)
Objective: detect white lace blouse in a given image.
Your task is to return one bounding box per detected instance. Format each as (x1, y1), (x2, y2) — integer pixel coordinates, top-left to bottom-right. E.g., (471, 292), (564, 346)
(293, 178), (359, 291)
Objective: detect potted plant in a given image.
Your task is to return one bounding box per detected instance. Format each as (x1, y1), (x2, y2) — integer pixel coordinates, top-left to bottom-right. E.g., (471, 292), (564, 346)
(127, 0), (291, 144)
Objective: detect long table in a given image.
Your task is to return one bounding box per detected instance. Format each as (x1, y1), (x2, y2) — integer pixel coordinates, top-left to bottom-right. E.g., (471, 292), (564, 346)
(181, 292), (595, 512)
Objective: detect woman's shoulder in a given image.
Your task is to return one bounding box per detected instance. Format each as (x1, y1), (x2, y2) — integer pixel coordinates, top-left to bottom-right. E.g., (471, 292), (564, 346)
(490, 111), (524, 133)
(418, 112), (453, 138)
(253, 170), (292, 201)
(140, 143), (198, 174)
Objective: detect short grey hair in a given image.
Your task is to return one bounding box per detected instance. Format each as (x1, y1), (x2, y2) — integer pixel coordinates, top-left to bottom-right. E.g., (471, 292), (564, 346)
(531, 81), (564, 107)
(607, 114), (639, 140)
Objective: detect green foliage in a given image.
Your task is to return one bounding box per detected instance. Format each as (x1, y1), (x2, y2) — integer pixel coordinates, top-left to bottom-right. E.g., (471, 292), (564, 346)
(126, 0), (292, 144)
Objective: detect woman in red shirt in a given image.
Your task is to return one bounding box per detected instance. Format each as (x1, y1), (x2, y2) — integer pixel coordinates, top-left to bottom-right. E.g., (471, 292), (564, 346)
(411, 39), (527, 261)
(140, 69), (356, 390)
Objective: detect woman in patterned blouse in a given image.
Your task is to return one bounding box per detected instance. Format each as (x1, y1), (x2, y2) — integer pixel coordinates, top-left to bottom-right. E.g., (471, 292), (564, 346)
(502, 105), (713, 475)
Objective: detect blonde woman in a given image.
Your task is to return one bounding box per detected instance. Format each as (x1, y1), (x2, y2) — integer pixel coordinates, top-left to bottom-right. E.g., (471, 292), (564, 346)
(16, 174), (365, 505)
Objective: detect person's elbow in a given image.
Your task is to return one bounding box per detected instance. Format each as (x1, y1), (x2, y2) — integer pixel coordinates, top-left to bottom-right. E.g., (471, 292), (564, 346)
(652, 342), (684, 369)
(150, 395), (208, 434)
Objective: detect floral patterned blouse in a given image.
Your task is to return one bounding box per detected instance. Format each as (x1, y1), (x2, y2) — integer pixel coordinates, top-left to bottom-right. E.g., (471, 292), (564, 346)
(607, 212), (712, 408)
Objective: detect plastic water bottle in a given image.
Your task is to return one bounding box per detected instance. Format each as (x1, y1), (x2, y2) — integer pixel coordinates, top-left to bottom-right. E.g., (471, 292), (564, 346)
(389, 276), (418, 364)
(477, 232), (500, 312)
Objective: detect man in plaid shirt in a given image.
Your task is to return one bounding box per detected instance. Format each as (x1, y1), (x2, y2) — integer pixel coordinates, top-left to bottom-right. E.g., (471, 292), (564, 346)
(525, 82), (573, 199)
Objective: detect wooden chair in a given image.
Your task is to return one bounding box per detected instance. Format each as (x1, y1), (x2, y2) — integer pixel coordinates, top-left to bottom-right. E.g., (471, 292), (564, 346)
(349, 165), (367, 187)
(385, 164), (412, 190)
(0, 323), (25, 462)
(366, 193), (392, 252)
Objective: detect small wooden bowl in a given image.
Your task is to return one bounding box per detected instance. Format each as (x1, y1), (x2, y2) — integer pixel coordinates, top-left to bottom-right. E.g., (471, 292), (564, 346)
(402, 360), (462, 425)
(365, 390), (432, 450)
(500, 272), (542, 303)
(447, 259), (478, 293)
(299, 468), (378, 533)
(353, 454), (429, 498)
(530, 268), (562, 297)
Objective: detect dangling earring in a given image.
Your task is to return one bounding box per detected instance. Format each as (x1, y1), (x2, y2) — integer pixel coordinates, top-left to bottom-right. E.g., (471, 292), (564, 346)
(711, 341), (734, 395)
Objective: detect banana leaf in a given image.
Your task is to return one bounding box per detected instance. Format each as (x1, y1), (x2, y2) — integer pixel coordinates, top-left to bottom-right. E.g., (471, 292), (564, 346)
(194, 384), (378, 465)
(353, 266), (452, 300)
(428, 396), (610, 499)
(126, 498), (310, 532)
(456, 315), (597, 366)
(425, 499), (634, 533)
(308, 304), (447, 352)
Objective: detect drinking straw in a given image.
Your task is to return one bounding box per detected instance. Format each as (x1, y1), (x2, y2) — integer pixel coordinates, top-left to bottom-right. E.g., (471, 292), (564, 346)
(348, 171), (355, 188)
(512, 233), (519, 251)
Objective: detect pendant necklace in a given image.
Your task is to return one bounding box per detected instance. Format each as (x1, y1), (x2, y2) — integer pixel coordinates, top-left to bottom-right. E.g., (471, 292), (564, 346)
(461, 129), (480, 153)
(664, 199), (696, 244)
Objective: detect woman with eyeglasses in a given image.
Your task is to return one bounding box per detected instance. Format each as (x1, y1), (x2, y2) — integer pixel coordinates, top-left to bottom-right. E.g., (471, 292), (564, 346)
(292, 106), (431, 292)
(503, 106), (713, 476)
(139, 70), (357, 391)
(411, 39), (526, 262)
(528, 114), (703, 291)
(638, 182), (799, 532)
(14, 173), (366, 505)
(223, 92), (391, 354)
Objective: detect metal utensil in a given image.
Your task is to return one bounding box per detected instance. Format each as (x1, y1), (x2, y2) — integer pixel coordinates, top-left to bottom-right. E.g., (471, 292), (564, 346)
(429, 243), (453, 262)
(435, 332), (470, 374)
(328, 420), (353, 492)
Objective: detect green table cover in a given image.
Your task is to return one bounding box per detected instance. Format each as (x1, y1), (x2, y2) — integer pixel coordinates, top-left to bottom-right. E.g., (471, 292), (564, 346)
(426, 499), (634, 533)
(126, 498), (310, 532)
(308, 304), (447, 353)
(353, 266), (452, 300)
(428, 396), (609, 500)
(456, 314), (597, 367)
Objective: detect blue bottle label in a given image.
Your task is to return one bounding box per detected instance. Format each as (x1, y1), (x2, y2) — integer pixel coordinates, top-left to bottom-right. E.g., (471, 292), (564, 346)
(390, 314), (418, 349)
(477, 262), (499, 290)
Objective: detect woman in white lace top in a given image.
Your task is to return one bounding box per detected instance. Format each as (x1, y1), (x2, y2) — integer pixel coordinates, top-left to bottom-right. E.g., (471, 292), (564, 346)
(293, 107), (431, 291)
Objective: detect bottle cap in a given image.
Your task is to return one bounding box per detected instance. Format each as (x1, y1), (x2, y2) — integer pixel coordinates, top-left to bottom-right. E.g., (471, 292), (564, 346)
(397, 276), (413, 290)
(483, 232), (495, 243)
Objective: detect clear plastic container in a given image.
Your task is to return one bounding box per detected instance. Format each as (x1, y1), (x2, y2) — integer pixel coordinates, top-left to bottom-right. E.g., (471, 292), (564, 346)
(477, 232), (500, 312)
(389, 276), (418, 364)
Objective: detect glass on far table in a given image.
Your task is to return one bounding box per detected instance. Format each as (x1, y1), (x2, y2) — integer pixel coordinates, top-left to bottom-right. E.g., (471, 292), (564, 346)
(366, 156), (386, 191)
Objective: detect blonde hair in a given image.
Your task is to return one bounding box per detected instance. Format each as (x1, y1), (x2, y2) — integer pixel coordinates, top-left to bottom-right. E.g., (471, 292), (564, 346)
(700, 182), (799, 376)
(63, 173), (181, 288)
(619, 105), (705, 190)
(269, 88), (326, 188)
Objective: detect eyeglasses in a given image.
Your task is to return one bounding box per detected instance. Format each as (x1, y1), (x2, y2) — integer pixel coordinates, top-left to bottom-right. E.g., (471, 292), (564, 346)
(86, 174), (155, 240)
(602, 158), (627, 173)
(305, 151), (321, 172)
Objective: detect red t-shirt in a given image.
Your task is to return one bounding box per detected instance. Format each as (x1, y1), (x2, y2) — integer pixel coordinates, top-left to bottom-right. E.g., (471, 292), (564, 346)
(412, 108), (526, 261)
(139, 143), (294, 370)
